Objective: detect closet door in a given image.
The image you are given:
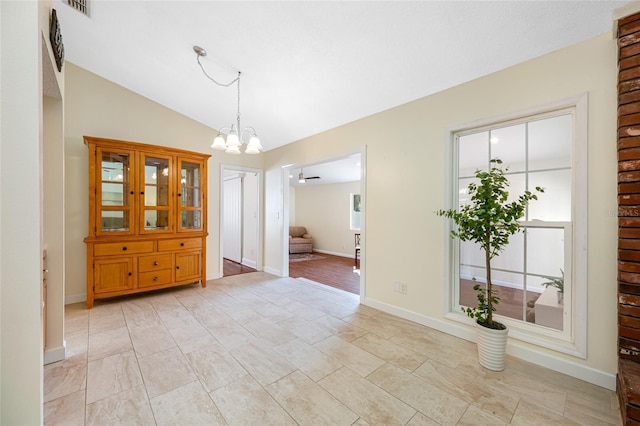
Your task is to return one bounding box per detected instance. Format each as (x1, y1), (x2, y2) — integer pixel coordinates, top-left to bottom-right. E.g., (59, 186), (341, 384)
(223, 176), (242, 263)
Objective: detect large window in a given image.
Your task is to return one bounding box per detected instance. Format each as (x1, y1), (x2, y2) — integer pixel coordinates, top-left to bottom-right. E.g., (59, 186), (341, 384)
(446, 96), (587, 356)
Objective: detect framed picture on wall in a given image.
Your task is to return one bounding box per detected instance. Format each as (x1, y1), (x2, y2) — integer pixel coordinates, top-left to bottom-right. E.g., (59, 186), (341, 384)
(350, 193), (361, 230)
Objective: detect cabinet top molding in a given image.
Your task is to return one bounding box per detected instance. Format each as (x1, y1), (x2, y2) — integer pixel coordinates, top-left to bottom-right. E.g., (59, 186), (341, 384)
(84, 136), (212, 160)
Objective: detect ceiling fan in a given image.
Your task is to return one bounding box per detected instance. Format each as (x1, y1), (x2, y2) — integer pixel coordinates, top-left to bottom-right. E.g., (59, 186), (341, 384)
(298, 168), (321, 183)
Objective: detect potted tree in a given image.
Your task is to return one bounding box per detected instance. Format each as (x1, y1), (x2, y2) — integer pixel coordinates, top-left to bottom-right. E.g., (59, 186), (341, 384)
(541, 269), (564, 305)
(437, 158), (543, 371)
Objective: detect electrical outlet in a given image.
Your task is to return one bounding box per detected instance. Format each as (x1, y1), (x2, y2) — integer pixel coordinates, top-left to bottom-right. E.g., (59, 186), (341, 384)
(393, 281), (407, 294)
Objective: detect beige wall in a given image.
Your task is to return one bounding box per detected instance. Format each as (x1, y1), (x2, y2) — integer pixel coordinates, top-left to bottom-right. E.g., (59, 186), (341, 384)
(264, 33), (618, 388)
(64, 63), (264, 302)
(293, 181), (361, 257)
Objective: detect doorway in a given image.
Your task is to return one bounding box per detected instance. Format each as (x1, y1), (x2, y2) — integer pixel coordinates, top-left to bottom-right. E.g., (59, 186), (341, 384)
(220, 166), (263, 277)
(283, 150), (365, 297)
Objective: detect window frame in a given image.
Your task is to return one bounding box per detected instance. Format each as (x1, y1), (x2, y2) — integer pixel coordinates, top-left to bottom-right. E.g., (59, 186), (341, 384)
(442, 94), (588, 358)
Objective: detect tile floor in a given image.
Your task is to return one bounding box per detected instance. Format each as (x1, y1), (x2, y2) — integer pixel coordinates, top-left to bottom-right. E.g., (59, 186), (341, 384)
(44, 272), (621, 425)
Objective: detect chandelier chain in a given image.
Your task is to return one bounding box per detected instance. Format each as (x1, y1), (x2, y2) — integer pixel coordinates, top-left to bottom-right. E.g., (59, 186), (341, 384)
(236, 72), (241, 130)
(196, 54), (239, 88)
(193, 44), (262, 154)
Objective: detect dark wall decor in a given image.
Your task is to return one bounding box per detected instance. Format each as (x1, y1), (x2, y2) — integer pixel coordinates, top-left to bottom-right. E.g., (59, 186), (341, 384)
(49, 8), (64, 72)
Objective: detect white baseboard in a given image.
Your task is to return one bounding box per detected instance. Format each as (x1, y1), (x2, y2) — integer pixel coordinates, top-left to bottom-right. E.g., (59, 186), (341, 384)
(44, 342), (66, 365)
(242, 258), (257, 269)
(263, 266), (282, 276)
(313, 249), (353, 259)
(65, 293), (86, 305)
(363, 296), (616, 391)
(207, 272), (222, 281)
(364, 297), (476, 342)
(507, 342), (616, 391)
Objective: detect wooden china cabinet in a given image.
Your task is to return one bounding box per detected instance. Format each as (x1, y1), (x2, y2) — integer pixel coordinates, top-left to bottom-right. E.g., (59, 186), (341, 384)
(83, 136), (210, 308)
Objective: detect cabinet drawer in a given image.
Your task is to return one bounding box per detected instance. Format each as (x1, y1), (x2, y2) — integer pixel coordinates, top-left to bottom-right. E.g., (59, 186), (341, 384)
(158, 238), (202, 252)
(138, 269), (172, 288)
(138, 254), (173, 272)
(94, 241), (154, 256)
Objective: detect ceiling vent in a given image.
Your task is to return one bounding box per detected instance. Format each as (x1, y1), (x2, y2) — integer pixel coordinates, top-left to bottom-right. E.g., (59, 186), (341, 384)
(65, 0), (88, 16)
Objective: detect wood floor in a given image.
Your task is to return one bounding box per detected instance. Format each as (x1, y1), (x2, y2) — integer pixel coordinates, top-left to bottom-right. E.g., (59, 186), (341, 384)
(223, 258), (257, 277)
(288, 252), (360, 295)
(223, 253), (360, 295)
(459, 278), (540, 323)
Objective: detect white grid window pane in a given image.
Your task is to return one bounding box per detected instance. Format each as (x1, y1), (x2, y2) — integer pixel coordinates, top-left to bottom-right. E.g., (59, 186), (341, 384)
(528, 114), (572, 170)
(491, 232), (525, 273)
(459, 132), (488, 177)
(491, 123), (526, 172)
(528, 169), (571, 221)
(526, 227), (565, 278)
(460, 240), (484, 269)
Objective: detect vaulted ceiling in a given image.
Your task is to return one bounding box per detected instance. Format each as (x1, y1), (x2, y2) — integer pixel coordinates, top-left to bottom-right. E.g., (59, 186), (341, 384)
(53, 1), (631, 152)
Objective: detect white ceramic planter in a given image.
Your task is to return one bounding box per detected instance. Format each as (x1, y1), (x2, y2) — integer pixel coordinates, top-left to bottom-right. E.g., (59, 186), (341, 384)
(476, 321), (508, 371)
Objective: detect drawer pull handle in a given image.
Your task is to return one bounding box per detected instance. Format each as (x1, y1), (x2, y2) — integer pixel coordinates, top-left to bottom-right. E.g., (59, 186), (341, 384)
(140, 191), (144, 195)
(176, 266), (180, 270)
(153, 276), (158, 281)
(128, 272), (132, 276)
(122, 246), (127, 251)
(180, 242), (185, 247)
(130, 191), (134, 195)
(154, 261), (159, 266)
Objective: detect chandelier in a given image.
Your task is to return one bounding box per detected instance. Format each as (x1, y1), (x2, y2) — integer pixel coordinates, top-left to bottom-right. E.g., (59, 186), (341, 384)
(193, 45), (263, 155)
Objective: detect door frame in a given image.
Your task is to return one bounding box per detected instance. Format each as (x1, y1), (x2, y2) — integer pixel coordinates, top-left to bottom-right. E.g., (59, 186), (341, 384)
(220, 164), (263, 275)
(281, 146), (366, 300)
(222, 173), (243, 264)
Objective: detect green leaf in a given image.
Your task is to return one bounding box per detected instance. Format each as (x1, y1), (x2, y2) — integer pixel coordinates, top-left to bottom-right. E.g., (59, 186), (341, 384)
(435, 157), (543, 326)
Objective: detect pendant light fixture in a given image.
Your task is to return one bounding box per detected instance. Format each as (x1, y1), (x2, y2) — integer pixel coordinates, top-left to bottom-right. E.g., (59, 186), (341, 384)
(194, 45), (263, 155)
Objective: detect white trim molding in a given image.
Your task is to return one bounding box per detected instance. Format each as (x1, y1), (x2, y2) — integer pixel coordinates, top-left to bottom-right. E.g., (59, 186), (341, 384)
(442, 93), (589, 359)
(44, 342), (66, 365)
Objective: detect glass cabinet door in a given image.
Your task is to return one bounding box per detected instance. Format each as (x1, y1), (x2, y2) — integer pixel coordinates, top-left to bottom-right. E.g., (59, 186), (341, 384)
(96, 148), (135, 235)
(177, 158), (204, 232)
(139, 153), (173, 234)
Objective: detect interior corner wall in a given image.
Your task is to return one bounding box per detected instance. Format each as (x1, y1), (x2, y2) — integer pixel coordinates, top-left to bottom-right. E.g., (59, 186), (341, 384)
(294, 181), (360, 257)
(264, 33), (619, 387)
(63, 63), (264, 302)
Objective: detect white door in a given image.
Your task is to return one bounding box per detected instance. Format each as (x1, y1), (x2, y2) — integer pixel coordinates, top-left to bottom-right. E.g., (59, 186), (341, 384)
(223, 176), (242, 263)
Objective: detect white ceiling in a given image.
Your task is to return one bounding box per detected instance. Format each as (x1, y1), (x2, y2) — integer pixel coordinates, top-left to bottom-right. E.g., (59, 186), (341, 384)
(288, 154), (362, 187)
(52, 0), (631, 155)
